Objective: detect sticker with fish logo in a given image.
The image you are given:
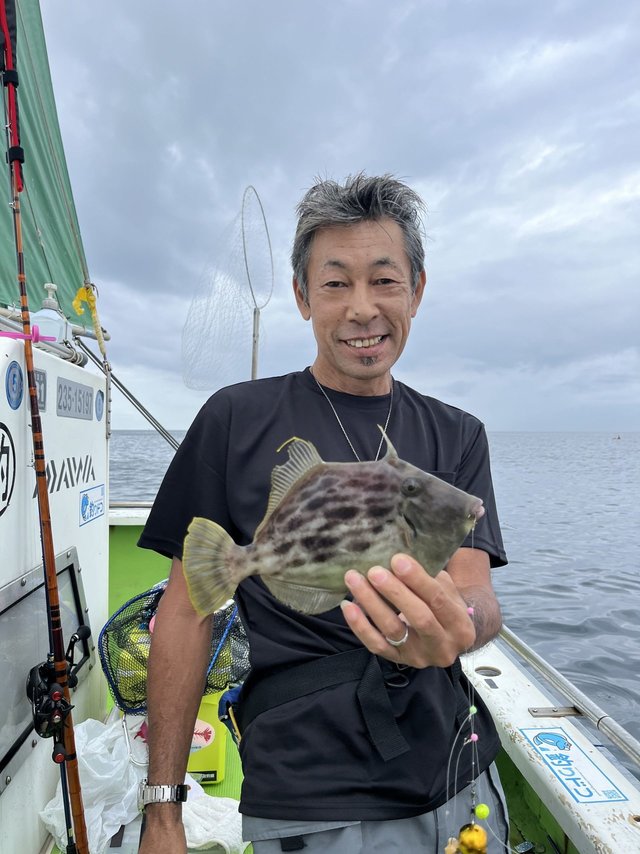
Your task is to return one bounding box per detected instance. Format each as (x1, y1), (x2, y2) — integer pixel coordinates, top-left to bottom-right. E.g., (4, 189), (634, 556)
(533, 731), (571, 751)
(0, 423), (17, 517)
(190, 719), (215, 753)
(521, 727), (628, 804)
(79, 483), (105, 526)
(5, 360), (23, 410)
(182, 433), (484, 617)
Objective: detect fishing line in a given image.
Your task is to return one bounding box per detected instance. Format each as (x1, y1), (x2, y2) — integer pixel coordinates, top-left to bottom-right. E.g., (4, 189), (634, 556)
(444, 709), (475, 806)
(442, 588), (522, 853)
(480, 815), (521, 853)
(442, 589), (487, 852)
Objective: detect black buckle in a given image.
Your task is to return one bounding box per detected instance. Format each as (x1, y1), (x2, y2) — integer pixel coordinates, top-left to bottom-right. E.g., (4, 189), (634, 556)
(280, 836), (305, 851)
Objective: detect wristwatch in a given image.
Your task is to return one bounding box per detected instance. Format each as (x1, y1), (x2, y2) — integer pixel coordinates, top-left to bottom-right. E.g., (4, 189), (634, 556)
(138, 779), (189, 811)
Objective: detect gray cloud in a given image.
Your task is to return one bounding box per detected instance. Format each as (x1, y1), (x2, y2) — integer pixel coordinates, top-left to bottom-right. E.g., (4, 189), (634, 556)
(40, 0), (640, 430)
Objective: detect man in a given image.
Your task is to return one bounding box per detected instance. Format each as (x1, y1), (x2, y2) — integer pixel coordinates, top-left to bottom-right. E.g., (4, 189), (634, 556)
(138, 174), (509, 853)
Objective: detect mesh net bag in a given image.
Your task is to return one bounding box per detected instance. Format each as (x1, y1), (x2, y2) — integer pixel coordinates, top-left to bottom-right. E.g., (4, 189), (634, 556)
(98, 581), (250, 714)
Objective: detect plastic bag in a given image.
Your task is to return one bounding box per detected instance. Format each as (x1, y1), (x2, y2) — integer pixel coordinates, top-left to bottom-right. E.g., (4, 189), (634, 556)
(183, 793), (249, 853)
(40, 716), (147, 854)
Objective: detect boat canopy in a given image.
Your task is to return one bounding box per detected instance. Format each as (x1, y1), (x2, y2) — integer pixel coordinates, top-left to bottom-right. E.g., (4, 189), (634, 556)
(0, 0), (89, 321)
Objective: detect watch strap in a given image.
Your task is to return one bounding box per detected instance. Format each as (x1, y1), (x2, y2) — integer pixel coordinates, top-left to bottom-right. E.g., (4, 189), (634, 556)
(139, 779), (189, 808)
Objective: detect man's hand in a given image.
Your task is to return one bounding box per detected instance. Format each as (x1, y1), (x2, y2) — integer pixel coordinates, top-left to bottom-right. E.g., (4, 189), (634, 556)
(341, 549), (501, 667)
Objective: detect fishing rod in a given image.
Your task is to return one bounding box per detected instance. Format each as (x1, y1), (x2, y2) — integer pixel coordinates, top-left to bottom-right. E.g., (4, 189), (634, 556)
(0, 2), (89, 852)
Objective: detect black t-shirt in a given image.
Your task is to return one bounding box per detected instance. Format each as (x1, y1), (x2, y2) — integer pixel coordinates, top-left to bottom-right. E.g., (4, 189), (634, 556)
(139, 368), (507, 820)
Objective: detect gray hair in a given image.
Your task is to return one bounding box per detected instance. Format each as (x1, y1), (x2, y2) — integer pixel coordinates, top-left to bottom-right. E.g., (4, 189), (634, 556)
(292, 173), (426, 302)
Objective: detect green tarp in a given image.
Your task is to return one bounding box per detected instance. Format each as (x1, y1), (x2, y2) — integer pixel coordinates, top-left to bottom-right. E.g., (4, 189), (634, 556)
(0, 0), (89, 321)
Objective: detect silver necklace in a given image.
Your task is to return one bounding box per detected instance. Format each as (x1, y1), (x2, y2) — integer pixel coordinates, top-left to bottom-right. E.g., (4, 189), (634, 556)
(311, 372), (394, 462)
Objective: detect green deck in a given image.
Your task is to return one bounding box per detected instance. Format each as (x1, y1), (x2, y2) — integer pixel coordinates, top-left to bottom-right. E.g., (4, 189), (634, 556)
(107, 523), (171, 616)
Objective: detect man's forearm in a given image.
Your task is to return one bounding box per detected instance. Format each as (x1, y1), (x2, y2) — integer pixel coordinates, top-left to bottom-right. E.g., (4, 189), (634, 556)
(459, 584), (502, 651)
(145, 560), (213, 819)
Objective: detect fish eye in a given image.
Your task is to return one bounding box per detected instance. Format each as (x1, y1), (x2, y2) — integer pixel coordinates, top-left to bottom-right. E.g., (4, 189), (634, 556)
(401, 477), (422, 497)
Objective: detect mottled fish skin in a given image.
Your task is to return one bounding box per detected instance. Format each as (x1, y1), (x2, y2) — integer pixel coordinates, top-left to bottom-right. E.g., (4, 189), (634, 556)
(182, 436), (484, 616)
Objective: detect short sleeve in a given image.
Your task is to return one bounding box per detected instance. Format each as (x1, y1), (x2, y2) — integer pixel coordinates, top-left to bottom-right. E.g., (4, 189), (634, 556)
(137, 398), (233, 560)
(456, 422), (507, 568)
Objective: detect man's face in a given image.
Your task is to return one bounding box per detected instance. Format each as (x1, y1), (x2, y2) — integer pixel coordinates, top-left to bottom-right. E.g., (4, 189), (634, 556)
(293, 218), (425, 395)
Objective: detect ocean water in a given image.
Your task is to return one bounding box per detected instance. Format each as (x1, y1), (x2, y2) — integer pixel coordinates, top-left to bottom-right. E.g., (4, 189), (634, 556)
(109, 429), (640, 763)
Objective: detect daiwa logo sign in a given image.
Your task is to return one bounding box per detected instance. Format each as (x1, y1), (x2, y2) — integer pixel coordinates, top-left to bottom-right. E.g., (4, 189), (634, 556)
(33, 454), (96, 497)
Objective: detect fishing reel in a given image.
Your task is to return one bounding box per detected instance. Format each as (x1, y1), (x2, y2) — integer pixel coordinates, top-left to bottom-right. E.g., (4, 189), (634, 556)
(26, 625), (91, 763)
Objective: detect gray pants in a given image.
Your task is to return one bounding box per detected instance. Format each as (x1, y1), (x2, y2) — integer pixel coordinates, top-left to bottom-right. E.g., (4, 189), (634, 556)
(247, 762), (509, 853)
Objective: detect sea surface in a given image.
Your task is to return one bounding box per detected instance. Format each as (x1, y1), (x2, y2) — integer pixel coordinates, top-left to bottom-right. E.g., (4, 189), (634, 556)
(110, 429), (640, 772)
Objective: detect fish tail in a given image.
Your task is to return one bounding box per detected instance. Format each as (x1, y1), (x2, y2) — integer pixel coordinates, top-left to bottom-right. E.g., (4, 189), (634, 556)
(183, 517), (238, 616)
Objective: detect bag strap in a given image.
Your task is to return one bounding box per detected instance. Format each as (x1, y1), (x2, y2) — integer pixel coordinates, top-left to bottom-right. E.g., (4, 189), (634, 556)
(448, 656), (473, 729)
(236, 647), (410, 762)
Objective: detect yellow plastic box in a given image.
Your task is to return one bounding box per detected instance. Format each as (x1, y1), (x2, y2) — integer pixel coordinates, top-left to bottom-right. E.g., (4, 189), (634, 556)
(187, 691), (227, 783)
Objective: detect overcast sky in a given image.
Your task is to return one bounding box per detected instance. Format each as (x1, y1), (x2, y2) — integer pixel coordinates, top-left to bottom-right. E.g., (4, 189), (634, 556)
(40, 0), (639, 432)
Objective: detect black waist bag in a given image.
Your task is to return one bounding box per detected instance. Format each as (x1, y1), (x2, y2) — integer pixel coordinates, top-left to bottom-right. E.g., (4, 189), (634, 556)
(236, 647), (415, 762)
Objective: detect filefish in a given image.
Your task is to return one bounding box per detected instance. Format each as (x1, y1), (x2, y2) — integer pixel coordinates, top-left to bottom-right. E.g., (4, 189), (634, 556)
(182, 434), (484, 616)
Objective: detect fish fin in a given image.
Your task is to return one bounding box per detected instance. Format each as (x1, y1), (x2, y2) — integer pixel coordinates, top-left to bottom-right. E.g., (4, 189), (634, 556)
(379, 425), (399, 460)
(182, 517), (238, 616)
(254, 437), (325, 537)
(263, 577), (345, 615)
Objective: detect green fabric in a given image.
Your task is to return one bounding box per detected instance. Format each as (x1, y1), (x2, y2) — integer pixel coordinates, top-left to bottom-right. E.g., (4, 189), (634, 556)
(0, 0), (89, 320)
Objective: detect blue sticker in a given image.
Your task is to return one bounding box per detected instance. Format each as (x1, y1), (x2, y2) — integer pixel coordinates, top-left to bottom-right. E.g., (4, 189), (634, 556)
(79, 483), (105, 527)
(521, 727), (628, 804)
(95, 389), (105, 421)
(5, 361), (24, 410)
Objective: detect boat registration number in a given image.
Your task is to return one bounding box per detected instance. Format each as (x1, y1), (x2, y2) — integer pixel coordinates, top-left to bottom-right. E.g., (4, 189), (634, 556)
(56, 378), (94, 420)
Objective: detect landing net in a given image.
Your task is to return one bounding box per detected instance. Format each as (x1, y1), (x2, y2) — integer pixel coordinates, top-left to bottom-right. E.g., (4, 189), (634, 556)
(98, 584), (250, 715)
(181, 185), (274, 388)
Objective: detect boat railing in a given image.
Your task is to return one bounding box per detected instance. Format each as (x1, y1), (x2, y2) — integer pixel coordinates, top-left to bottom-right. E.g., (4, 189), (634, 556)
(499, 624), (640, 770)
(0, 304), (110, 343)
(0, 312), (87, 364)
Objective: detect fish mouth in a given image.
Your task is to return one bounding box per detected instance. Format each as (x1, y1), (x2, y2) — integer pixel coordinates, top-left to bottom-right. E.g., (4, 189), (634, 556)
(468, 501), (485, 526)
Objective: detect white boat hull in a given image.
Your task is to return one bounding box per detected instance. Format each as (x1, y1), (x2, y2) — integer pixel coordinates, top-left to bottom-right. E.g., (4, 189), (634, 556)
(464, 639), (640, 853)
(0, 339), (109, 854)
